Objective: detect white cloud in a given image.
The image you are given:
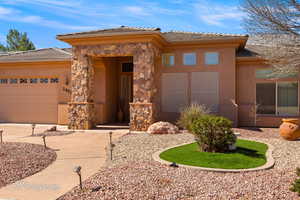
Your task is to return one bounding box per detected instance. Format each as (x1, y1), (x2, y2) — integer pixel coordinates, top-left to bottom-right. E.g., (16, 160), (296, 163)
(124, 6), (150, 16)
(0, 6), (13, 15)
(194, 0), (245, 27)
(0, 6), (96, 31)
(122, 2), (186, 17)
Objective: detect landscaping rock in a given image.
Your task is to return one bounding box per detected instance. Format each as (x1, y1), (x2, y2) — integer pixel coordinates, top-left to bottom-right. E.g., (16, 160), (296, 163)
(147, 121), (179, 134)
(0, 142), (56, 188)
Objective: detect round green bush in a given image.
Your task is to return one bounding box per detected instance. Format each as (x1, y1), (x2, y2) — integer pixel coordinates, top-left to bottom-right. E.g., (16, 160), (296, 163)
(190, 115), (236, 153)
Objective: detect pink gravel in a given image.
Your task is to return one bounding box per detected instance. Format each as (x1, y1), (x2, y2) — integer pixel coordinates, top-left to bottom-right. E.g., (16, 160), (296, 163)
(0, 142), (57, 188)
(58, 128), (300, 200)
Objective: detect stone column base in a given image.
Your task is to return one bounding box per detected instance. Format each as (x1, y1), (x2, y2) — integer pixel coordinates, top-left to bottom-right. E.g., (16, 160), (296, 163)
(68, 102), (95, 130)
(130, 103), (155, 131)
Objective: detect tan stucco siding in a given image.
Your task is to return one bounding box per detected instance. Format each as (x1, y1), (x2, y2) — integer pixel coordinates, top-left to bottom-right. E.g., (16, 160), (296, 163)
(156, 47), (238, 126)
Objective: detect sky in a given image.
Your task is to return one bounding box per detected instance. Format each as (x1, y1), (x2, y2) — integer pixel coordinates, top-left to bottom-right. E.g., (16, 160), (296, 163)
(0, 0), (246, 48)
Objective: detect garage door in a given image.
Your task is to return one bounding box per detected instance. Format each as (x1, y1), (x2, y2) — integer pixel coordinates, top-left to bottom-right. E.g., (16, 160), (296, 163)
(0, 77), (59, 123)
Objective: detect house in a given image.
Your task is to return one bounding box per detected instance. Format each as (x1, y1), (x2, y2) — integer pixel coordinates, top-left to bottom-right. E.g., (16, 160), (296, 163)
(0, 26), (298, 131)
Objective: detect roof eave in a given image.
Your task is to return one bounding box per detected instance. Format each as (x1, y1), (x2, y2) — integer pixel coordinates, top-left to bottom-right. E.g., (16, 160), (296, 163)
(57, 31), (162, 40)
(0, 59), (71, 64)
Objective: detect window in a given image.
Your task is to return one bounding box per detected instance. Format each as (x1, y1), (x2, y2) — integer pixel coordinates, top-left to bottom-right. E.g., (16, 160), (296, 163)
(256, 68), (298, 79)
(20, 78), (28, 84)
(205, 52), (219, 65)
(40, 78), (48, 83)
(162, 54), (175, 66)
(10, 79), (18, 84)
(121, 63), (133, 72)
(0, 79), (8, 84)
(161, 73), (188, 112)
(256, 83), (276, 114)
(30, 78), (38, 83)
(191, 72), (219, 112)
(50, 78), (59, 83)
(183, 53), (196, 65)
(256, 82), (298, 116)
(277, 82), (298, 116)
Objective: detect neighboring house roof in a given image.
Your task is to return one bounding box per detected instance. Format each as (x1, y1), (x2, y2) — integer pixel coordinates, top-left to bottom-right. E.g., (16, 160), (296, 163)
(237, 44), (276, 59)
(57, 26), (249, 42)
(0, 48), (72, 63)
(162, 31), (248, 42)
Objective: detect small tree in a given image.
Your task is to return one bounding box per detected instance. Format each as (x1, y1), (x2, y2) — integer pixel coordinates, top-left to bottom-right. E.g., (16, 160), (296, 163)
(0, 29), (35, 52)
(242, 0), (300, 75)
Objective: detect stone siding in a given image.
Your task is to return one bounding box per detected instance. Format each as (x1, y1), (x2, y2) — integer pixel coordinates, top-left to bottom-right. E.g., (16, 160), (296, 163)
(69, 42), (160, 130)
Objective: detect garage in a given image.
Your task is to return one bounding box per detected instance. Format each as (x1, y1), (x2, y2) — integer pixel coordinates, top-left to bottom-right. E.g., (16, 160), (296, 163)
(0, 77), (59, 123)
(0, 48), (72, 124)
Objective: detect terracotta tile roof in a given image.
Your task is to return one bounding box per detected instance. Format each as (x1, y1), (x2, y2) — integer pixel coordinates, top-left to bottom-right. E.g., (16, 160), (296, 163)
(57, 26), (248, 41)
(57, 26), (161, 38)
(0, 48), (72, 62)
(162, 31), (248, 42)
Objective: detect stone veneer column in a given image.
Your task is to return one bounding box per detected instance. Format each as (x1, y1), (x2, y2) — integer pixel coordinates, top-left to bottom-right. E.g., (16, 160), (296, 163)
(130, 43), (159, 131)
(68, 49), (95, 130)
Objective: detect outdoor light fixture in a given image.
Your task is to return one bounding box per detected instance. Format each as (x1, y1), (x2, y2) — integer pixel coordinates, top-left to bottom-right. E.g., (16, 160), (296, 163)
(0, 129), (3, 144)
(42, 135), (47, 149)
(31, 124), (36, 136)
(109, 132), (114, 160)
(73, 166), (82, 190)
(169, 162), (179, 168)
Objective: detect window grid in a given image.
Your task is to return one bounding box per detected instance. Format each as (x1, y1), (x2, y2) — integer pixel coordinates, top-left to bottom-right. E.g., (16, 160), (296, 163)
(183, 53), (196, 66)
(162, 54), (175, 67)
(256, 81), (299, 116)
(205, 52), (219, 65)
(0, 79), (8, 84)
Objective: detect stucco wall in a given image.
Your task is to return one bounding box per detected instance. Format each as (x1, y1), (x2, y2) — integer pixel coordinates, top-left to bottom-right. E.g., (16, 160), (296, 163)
(156, 47), (238, 126)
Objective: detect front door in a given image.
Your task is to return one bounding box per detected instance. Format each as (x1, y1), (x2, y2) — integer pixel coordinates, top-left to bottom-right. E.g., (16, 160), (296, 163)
(119, 63), (133, 122)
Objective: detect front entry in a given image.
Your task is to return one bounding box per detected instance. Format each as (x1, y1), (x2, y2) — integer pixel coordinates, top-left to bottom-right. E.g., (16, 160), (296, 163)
(118, 62), (133, 122)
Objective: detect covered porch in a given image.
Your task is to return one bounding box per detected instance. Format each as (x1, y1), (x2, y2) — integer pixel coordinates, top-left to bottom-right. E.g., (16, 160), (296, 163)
(63, 41), (161, 131)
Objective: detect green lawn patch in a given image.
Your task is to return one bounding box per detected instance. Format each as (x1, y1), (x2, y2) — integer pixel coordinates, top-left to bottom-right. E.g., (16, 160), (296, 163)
(159, 139), (268, 169)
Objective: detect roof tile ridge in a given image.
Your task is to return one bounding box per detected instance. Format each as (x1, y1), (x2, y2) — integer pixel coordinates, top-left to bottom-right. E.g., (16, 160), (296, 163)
(52, 47), (72, 55)
(164, 30), (248, 37)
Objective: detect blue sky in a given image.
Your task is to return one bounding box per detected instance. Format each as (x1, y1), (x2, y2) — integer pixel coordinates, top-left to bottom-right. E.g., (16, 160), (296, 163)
(0, 0), (246, 48)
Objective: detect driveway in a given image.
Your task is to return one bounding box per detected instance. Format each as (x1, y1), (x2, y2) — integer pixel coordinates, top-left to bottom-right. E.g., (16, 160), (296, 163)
(0, 124), (127, 200)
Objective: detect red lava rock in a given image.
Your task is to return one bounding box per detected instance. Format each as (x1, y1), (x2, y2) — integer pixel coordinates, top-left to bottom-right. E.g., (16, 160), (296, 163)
(0, 142), (56, 188)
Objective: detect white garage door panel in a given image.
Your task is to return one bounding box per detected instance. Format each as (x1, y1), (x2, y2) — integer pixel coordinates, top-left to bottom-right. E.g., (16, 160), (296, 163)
(162, 73), (188, 113)
(0, 83), (58, 123)
(191, 72), (219, 112)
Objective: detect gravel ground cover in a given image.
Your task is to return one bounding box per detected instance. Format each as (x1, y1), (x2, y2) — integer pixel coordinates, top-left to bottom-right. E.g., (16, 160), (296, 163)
(59, 128), (300, 200)
(0, 142), (57, 188)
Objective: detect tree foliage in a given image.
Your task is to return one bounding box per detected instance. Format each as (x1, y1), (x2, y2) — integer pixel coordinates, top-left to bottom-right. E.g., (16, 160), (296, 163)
(0, 29), (35, 52)
(242, 0), (300, 73)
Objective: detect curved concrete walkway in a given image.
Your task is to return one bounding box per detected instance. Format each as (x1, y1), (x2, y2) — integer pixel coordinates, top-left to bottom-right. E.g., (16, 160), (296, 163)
(0, 124), (127, 200)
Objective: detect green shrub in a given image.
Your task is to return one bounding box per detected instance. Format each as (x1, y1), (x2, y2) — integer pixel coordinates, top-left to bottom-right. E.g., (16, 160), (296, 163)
(290, 168), (300, 196)
(190, 115), (236, 153)
(177, 104), (210, 131)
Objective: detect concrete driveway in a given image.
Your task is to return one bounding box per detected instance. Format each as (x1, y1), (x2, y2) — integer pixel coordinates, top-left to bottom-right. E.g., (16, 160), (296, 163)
(0, 124), (127, 200)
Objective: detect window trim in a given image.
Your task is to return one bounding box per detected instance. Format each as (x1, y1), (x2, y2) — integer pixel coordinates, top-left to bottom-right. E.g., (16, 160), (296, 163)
(162, 53), (175, 67)
(256, 81), (299, 117)
(183, 52), (197, 66)
(205, 52), (219, 65)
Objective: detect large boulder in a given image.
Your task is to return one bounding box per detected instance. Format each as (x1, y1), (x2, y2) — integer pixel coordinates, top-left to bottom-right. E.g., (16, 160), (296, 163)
(147, 121), (179, 134)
